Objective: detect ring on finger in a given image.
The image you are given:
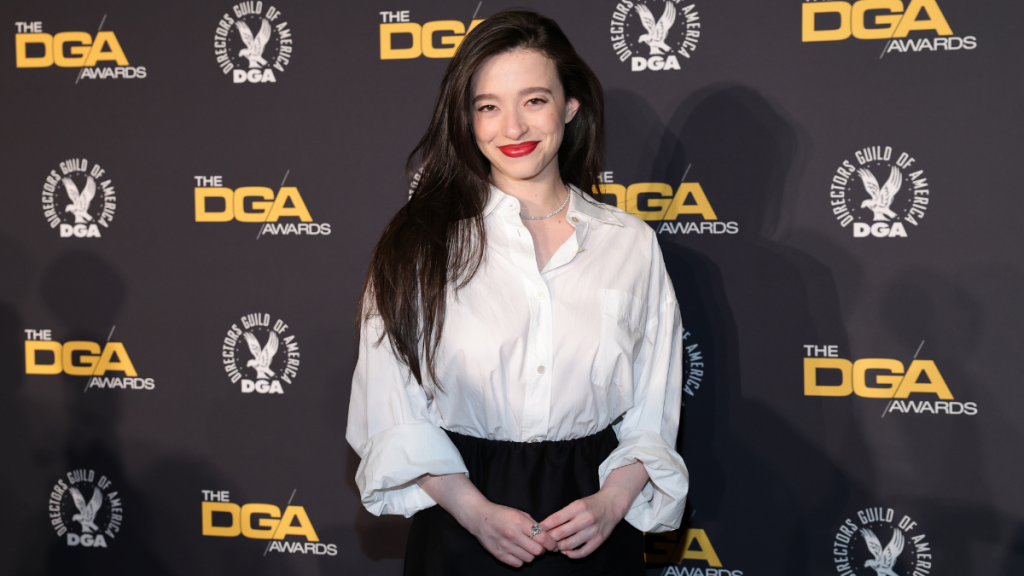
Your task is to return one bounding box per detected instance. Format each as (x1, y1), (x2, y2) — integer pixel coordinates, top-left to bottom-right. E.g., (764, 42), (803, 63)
(531, 524), (542, 537)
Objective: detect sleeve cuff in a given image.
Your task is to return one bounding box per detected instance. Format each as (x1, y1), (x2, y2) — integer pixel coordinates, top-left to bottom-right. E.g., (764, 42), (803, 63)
(354, 421), (469, 517)
(598, 428), (689, 533)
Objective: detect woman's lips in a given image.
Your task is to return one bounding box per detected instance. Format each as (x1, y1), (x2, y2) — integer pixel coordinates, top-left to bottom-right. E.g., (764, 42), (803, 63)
(497, 141), (540, 158)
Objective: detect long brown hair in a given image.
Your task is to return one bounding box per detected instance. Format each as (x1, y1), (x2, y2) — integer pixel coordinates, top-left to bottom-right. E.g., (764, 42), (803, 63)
(359, 9), (605, 389)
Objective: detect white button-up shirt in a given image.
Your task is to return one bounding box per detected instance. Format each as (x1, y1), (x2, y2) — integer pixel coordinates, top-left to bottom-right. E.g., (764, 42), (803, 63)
(346, 185), (689, 532)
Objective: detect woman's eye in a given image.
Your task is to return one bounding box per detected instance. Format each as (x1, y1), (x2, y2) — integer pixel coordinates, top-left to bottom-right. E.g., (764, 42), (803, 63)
(527, 98), (547, 105)
(478, 104), (496, 112)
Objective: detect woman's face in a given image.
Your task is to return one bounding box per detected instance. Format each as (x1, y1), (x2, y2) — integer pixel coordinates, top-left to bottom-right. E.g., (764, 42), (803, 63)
(470, 49), (580, 184)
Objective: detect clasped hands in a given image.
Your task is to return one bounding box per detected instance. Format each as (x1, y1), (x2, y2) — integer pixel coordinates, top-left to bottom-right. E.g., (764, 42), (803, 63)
(418, 461), (648, 568)
(469, 488), (629, 567)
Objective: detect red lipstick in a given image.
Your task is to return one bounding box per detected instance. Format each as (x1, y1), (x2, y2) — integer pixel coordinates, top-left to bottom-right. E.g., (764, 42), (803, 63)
(497, 141), (540, 158)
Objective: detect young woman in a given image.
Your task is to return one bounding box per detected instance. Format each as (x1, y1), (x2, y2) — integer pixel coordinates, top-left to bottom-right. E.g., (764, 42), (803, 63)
(347, 10), (688, 575)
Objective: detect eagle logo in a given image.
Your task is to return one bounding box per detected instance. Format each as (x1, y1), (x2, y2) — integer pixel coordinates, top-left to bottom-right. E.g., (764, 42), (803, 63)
(236, 18), (273, 69)
(635, 1), (677, 55)
(63, 176), (96, 224)
(243, 330), (279, 379)
(856, 166), (902, 222)
(69, 486), (103, 534)
(861, 527), (905, 576)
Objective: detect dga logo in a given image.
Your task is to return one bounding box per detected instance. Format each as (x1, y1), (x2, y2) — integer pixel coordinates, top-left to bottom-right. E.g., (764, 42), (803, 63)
(41, 159), (116, 238)
(683, 328), (706, 397)
(194, 175), (331, 237)
(201, 489), (337, 556)
(833, 507), (932, 576)
(222, 313), (300, 394)
(609, 1), (701, 71)
(803, 344), (977, 415)
(829, 146), (929, 238)
(14, 20), (147, 79)
(802, 0), (977, 54)
(214, 2), (293, 83)
(49, 469), (123, 548)
(379, 10), (483, 59)
(595, 171), (738, 235)
(646, 528), (743, 575)
(24, 328), (156, 391)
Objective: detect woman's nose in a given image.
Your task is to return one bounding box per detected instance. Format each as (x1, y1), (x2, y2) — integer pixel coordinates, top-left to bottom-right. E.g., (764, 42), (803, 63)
(503, 109), (528, 141)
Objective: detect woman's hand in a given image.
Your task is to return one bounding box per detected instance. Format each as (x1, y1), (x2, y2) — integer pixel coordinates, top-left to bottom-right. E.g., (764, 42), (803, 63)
(538, 490), (625, 558)
(539, 461), (649, 558)
(464, 501), (558, 567)
(416, 472), (557, 567)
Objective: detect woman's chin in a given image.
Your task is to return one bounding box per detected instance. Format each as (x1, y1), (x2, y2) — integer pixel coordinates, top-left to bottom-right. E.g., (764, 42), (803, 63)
(492, 161), (549, 183)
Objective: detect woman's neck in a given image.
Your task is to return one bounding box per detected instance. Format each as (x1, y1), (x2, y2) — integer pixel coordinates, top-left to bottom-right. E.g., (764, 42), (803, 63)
(491, 166), (568, 218)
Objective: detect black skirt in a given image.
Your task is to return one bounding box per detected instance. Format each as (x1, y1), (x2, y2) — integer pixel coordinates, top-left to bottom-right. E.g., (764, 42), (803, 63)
(404, 426), (645, 575)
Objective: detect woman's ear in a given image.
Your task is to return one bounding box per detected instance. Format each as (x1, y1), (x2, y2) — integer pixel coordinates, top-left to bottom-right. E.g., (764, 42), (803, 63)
(565, 97), (580, 123)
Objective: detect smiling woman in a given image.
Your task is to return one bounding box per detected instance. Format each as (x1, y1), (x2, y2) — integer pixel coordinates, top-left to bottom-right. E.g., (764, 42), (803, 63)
(347, 10), (689, 575)
(471, 49), (581, 268)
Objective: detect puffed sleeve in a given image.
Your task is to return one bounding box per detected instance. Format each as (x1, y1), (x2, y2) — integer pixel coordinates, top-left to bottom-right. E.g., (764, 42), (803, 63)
(346, 312), (469, 517)
(597, 233), (689, 532)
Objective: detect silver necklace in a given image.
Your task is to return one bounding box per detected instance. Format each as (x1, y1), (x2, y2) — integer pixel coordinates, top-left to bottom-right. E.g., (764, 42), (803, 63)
(520, 185), (571, 220)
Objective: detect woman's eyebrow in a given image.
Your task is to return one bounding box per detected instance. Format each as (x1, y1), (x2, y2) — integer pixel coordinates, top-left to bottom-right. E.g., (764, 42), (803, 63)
(473, 86), (553, 104)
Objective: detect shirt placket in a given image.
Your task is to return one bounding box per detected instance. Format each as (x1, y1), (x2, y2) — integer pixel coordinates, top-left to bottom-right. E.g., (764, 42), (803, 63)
(522, 274), (552, 443)
(501, 204), (555, 443)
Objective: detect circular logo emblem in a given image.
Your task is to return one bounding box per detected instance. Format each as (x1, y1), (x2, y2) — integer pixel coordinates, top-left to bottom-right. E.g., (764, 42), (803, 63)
(833, 507), (932, 576)
(41, 158), (115, 238)
(830, 146), (930, 238)
(222, 313), (300, 394)
(682, 328), (705, 397)
(49, 469), (123, 548)
(609, 0), (701, 71)
(408, 166), (423, 199)
(214, 3), (293, 83)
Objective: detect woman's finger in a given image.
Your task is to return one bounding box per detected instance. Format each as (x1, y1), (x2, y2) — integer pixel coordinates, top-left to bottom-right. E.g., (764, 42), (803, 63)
(534, 531), (558, 552)
(505, 514), (545, 556)
(557, 524), (595, 552)
(549, 509), (595, 542)
(512, 530), (545, 557)
(496, 551), (524, 568)
(563, 536), (603, 559)
(548, 517), (581, 542)
(526, 516), (558, 551)
(539, 500), (585, 532)
(476, 505), (544, 566)
(504, 540), (536, 564)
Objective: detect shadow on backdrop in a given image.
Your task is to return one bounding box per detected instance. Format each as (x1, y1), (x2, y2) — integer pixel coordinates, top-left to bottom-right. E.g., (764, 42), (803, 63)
(35, 251), (171, 576)
(879, 269), (1007, 572)
(0, 233), (39, 575)
(605, 85), (871, 573)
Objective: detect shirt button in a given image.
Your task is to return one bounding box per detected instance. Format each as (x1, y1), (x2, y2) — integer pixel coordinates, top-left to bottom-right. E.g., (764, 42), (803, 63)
(571, 217), (579, 223)
(537, 291), (545, 299)
(537, 365), (546, 374)
(577, 247), (586, 253)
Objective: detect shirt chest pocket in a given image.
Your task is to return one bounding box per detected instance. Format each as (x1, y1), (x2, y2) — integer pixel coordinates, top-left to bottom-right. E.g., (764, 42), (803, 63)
(591, 289), (646, 391)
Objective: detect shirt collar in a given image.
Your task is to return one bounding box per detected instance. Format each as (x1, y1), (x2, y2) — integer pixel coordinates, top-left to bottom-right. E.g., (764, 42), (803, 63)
(483, 184), (509, 219)
(483, 183), (623, 227)
(566, 184), (623, 227)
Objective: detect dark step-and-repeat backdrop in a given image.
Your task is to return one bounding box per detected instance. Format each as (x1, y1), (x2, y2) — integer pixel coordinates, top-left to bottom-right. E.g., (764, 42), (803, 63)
(1, 1), (1022, 575)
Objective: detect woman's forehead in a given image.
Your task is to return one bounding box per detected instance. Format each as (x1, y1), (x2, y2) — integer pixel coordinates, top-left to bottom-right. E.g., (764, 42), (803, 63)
(472, 49), (562, 97)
